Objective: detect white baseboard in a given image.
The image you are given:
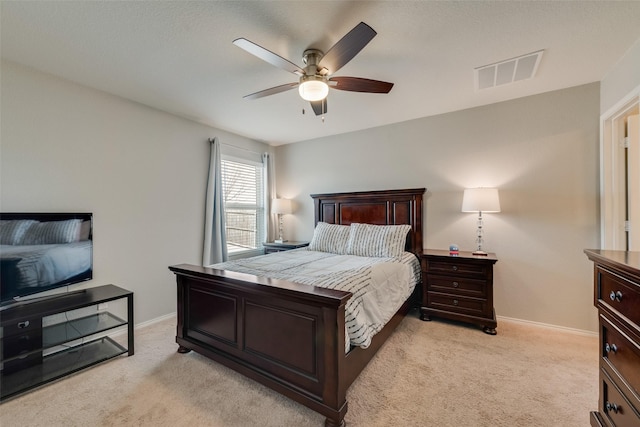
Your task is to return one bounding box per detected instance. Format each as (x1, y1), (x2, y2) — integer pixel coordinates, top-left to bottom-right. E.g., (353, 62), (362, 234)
(105, 312), (176, 339)
(497, 315), (598, 337)
(134, 312), (176, 330)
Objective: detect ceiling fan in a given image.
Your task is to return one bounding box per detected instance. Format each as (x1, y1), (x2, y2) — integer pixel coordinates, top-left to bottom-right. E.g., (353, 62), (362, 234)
(233, 22), (394, 116)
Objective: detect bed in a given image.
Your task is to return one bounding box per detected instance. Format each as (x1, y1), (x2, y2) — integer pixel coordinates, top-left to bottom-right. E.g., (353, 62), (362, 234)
(168, 188), (425, 427)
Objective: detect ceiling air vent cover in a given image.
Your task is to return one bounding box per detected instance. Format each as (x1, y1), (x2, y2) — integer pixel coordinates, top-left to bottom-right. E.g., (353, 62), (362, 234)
(475, 50), (544, 90)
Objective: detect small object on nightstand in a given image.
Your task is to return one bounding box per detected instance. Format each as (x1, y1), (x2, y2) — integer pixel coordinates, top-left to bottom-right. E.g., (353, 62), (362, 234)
(420, 249), (498, 335)
(449, 244), (459, 256)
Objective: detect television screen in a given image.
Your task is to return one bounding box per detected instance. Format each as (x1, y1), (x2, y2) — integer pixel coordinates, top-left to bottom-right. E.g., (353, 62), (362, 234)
(0, 213), (93, 305)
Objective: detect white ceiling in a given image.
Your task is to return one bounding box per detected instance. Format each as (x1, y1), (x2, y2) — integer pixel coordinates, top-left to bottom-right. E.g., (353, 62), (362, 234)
(2, 1), (640, 146)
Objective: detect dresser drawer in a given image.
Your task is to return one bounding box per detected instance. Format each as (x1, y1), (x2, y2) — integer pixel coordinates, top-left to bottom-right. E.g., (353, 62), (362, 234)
(427, 275), (487, 298)
(600, 367), (640, 427)
(425, 259), (487, 279)
(426, 292), (488, 317)
(601, 315), (640, 400)
(596, 267), (640, 326)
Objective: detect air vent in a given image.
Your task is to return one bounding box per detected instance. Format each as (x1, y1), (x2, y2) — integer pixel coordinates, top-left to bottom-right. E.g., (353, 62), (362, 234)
(475, 50), (544, 90)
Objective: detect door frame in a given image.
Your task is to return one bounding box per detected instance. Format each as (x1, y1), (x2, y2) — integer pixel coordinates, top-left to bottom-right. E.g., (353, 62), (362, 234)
(600, 85), (640, 249)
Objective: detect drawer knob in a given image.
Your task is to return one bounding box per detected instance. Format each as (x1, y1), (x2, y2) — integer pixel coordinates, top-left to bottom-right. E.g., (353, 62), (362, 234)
(452, 281), (459, 288)
(609, 290), (623, 302)
(18, 320), (30, 329)
(605, 401), (620, 414)
(605, 343), (618, 354)
(452, 266), (458, 271)
(453, 299), (459, 306)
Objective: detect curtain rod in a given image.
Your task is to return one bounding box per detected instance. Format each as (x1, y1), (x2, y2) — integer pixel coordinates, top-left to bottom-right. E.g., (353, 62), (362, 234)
(212, 139), (265, 156)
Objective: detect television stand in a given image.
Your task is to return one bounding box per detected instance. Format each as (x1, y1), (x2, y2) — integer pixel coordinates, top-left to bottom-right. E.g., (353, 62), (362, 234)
(0, 285), (134, 401)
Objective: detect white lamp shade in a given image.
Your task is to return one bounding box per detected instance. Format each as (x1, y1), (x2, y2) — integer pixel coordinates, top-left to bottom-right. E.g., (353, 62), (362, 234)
(272, 198), (292, 215)
(461, 188), (501, 213)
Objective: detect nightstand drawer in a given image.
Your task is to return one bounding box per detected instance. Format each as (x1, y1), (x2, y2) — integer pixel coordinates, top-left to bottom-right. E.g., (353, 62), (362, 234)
(427, 275), (487, 298)
(426, 292), (488, 317)
(425, 259), (487, 279)
(601, 314), (640, 398)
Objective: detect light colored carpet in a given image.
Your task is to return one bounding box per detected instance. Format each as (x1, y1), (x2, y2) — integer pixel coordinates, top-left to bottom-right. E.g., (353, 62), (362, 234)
(0, 310), (598, 426)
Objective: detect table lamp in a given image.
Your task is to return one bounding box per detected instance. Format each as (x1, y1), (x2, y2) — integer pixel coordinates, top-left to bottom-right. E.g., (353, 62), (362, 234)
(272, 198), (292, 243)
(461, 188), (501, 255)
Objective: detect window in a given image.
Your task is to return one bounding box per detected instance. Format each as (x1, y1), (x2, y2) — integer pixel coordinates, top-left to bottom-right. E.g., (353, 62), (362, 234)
(221, 156), (266, 258)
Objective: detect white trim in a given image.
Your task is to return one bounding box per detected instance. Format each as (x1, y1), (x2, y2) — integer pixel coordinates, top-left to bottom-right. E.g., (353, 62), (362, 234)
(601, 84), (640, 119)
(134, 311), (176, 330)
(497, 315), (598, 338)
(599, 84), (640, 249)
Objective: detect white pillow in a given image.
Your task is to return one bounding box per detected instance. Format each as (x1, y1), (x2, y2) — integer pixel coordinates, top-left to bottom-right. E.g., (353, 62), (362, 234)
(345, 223), (411, 258)
(0, 220), (36, 245)
(308, 222), (351, 254)
(20, 219), (83, 245)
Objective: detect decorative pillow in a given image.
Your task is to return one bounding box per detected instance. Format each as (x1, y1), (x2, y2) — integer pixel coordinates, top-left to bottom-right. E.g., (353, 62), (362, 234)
(0, 220), (36, 245)
(345, 223), (411, 258)
(308, 222), (351, 254)
(20, 219), (83, 245)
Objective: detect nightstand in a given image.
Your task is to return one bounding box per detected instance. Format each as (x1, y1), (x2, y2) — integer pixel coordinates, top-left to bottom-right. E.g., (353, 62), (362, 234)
(420, 249), (498, 335)
(263, 241), (309, 254)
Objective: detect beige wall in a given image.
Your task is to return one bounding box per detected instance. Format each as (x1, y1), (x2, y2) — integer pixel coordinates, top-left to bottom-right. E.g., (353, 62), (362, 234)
(0, 60), (270, 325)
(600, 37), (640, 114)
(275, 83), (601, 332)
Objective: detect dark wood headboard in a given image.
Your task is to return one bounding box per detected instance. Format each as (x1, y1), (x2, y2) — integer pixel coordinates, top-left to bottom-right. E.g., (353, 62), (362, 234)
(310, 188), (425, 255)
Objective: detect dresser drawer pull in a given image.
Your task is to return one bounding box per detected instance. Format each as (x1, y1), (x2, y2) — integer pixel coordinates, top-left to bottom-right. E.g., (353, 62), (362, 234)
(452, 281), (459, 288)
(604, 343), (618, 354)
(605, 401), (620, 414)
(609, 290), (623, 302)
(453, 299), (459, 306)
(452, 266), (458, 271)
(18, 321), (30, 329)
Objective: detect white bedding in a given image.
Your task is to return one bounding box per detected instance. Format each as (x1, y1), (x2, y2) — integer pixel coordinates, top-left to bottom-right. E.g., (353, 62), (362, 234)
(210, 248), (421, 350)
(0, 241), (92, 290)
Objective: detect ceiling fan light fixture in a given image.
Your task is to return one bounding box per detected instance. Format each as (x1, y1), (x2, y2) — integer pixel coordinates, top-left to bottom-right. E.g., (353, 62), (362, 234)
(298, 76), (329, 101)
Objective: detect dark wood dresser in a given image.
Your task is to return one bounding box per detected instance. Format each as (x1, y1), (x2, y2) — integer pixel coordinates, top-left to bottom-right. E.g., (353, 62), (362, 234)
(585, 249), (640, 427)
(420, 249), (498, 334)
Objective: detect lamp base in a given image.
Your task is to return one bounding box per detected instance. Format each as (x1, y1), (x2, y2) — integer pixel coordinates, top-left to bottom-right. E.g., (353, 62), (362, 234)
(274, 239), (287, 244)
(472, 250), (489, 256)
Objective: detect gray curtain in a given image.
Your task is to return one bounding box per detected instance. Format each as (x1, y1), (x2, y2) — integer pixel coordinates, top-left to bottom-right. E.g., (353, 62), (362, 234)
(263, 152), (278, 243)
(203, 137), (227, 266)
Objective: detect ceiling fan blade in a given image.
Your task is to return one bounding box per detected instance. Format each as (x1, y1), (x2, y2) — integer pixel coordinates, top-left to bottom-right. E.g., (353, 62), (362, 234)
(243, 82), (299, 100)
(329, 76), (394, 93)
(233, 38), (305, 76)
(318, 22), (376, 75)
(310, 99), (327, 116)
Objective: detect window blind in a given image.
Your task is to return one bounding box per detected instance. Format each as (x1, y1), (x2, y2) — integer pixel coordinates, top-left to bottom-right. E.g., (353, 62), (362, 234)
(221, 157), (265, 256)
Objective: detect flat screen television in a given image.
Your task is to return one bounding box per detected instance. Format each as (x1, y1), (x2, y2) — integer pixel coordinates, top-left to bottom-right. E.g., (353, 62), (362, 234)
(0, 213), (93, 308)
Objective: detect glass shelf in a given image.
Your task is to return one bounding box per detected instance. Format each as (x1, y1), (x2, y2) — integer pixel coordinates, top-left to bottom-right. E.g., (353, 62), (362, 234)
(42, 312), (126, 349)
(1, 336), (127, 400)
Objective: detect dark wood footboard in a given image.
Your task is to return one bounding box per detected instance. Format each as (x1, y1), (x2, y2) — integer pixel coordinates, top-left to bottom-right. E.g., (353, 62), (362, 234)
(169, 263), (354, 426)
